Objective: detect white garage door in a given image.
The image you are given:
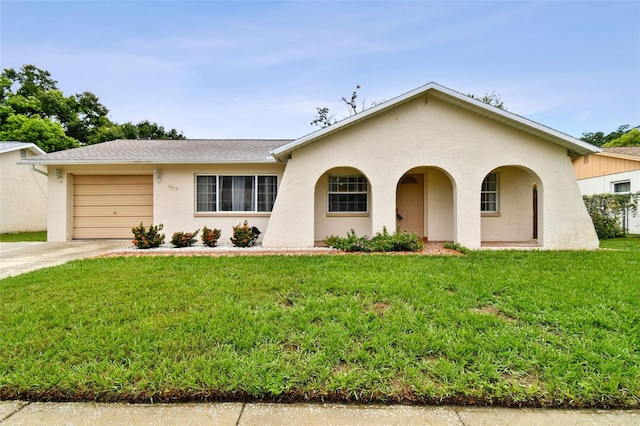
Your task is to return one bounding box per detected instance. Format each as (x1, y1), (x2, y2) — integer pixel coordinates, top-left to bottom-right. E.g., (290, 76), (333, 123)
(73, 175), (153, 239)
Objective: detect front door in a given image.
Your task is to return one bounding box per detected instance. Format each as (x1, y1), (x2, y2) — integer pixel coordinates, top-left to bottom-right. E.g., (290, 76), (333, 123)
(396, 174), (424, 236)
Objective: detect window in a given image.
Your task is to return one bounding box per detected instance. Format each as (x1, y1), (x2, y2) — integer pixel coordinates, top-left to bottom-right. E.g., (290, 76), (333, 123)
(328, 175), (368, 213)
(613, 180), (631, 194)
(195, 175), (277, 213)
(481, 172), (498, 213)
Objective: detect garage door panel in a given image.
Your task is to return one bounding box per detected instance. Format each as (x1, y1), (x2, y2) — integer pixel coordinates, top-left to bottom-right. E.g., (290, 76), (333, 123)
(75, 175), (152, 185)
(74, 216), (153, 228)
(74, 227), (141, 240)
(74, 184), (153, 196)
(73, 175), (153, 239)
(74, 194), (153, 207)
(74, 206), (153, 217)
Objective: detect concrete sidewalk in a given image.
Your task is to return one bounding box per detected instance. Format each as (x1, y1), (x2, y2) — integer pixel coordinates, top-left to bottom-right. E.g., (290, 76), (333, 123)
(0, 241), (128, 279)
(1, 401), (638, 425)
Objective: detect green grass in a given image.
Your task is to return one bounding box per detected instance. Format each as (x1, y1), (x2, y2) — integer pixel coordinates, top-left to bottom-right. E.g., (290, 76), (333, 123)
(0, 231), (47, 242)
(1, 244), (639, 407)
(600, 235), (640, 251)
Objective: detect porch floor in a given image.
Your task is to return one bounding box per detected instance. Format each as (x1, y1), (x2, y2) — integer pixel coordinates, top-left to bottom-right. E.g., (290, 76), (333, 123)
(481, 240), (540, 248)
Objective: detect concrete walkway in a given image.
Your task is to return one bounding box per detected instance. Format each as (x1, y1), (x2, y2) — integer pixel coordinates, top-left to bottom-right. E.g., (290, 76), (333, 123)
(0, 241), (129, 279)
(1, 401), (638, 425)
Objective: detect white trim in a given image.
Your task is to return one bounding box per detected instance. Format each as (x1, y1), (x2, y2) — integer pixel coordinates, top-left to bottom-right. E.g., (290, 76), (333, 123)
(612, 179), (631, 194)
(20, 159), (279, 165)
(271, 82), (600, 162)
(194, 173), (278, 213)
(0, 142), (46, 156)
(326, 174), (369, 214)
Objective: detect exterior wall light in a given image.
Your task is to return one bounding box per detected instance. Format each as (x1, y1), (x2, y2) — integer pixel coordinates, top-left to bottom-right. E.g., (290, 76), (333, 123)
(153, 169), (161, 182)
(53, 168), (63, 182)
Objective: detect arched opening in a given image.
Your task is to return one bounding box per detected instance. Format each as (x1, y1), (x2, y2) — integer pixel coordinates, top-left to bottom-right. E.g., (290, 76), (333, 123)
(396, 167), (455, 241)
(480, 166), (542, 246)
(314, 167), (372, 244)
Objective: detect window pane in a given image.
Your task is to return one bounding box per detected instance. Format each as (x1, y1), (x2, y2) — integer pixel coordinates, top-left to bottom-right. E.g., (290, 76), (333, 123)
(328, 175), (368, 213)
(258, 176), (278, 212)
(220, 176), (255, 211)
(196, 176), (216, 212)
(613, 181), (631, 193)
(481, 173), (498, 213)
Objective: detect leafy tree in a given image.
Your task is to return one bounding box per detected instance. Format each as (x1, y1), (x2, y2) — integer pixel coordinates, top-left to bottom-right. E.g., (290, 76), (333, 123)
(1, 64), (185, 152)
(602, 128), (640, 147)
(580, 124), (639, 147)
(0, 114), (78, 152)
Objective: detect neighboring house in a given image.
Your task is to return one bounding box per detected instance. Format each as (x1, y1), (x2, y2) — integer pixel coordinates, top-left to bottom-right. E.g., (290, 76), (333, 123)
(20, 83), (599, 249)
(573, 147), (640, 234)
(0, 141), (47, 233)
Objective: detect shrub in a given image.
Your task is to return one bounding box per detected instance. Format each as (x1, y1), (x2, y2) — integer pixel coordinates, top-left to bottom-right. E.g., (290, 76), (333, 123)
(583, 193), (639, 238)
(443, 242), (469, 254)
(231, 221), (261, 247)
(131, 223), (165, 249)
(201, 226), (222, 247)
(170, 229), (200, 248)
(323, 228), (424, 252)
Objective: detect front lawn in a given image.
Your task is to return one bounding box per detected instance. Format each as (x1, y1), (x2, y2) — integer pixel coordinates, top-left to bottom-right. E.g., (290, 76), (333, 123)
(0, 246), (638, 407)
(0, 231), (46, 242)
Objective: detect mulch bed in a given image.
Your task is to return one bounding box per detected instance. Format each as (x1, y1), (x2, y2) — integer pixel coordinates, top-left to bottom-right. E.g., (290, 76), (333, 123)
(99, 242), (462, 258)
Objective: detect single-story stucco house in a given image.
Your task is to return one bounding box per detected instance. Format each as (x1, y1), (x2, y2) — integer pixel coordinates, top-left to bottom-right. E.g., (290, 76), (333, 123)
(20, 83), (600, 249)
(573, 146), (640, 234)
(1, 141), (47, 233)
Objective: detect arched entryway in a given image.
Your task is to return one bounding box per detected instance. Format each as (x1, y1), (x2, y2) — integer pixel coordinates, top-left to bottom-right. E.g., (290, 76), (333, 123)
(396, 167), (455, 241)
(480, 166), (542, 246)
(314, 167), (372, 243)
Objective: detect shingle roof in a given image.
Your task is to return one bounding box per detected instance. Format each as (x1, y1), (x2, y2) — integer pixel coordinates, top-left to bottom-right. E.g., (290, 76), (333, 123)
(602, 147), (640, 159)
(0, 141), (46, 155)
(19, 139), (293, 165)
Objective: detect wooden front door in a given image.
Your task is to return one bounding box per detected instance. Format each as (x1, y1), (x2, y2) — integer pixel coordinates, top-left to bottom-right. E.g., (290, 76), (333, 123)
(396, 174), (424, 236)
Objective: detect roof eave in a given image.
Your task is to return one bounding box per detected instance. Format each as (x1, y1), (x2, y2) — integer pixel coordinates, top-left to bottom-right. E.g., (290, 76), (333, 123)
(596, 151), (640, 161)
(0, 143), (47, 156)
(270, 82), (601, 160)
(18, 159), (280, 166)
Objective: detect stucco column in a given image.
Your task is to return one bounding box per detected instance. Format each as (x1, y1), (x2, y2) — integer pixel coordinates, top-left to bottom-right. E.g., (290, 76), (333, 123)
(369, 175), (397, 236)
(47, 171), (73, 242)
(453, 182), (481, 249)
(261, 159), (316, 247)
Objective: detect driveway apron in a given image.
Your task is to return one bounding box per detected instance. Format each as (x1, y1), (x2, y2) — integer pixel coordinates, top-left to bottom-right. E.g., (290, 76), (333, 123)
(0, 241), (129, 280)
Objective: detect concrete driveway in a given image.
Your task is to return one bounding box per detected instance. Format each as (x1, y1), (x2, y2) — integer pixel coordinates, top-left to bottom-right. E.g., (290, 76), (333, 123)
(0, 241), (129, 280)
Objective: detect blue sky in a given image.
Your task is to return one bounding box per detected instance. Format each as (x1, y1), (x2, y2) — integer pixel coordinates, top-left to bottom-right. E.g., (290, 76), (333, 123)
(1, 1), (638, 140)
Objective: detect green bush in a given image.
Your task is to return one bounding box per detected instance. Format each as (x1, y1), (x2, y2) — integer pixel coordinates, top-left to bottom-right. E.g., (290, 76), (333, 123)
(170, 229), (200, 248)
(131, 223), (165, 249)
(201, 226), (222, 247)
(323, 227), (424, 252)
(230, 221), (261, 247)
(583, 193), (639, 238)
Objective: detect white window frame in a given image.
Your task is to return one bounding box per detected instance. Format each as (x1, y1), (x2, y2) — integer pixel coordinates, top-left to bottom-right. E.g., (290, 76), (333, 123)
(327, 174), (368, 214)
(481, 172), (499, 214)
(612, 180), (631, 194)
(195, 174), (278, 213)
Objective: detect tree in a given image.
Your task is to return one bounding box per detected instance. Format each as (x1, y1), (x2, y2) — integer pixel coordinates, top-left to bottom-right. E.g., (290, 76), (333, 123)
(0, 114), (78, 152)
(1, 64), (185, 152)
(467, 91), (506, 109)
(580, 124), (639, 147)
(602, 128), (640, 147)
(311, 85), (374, 128)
